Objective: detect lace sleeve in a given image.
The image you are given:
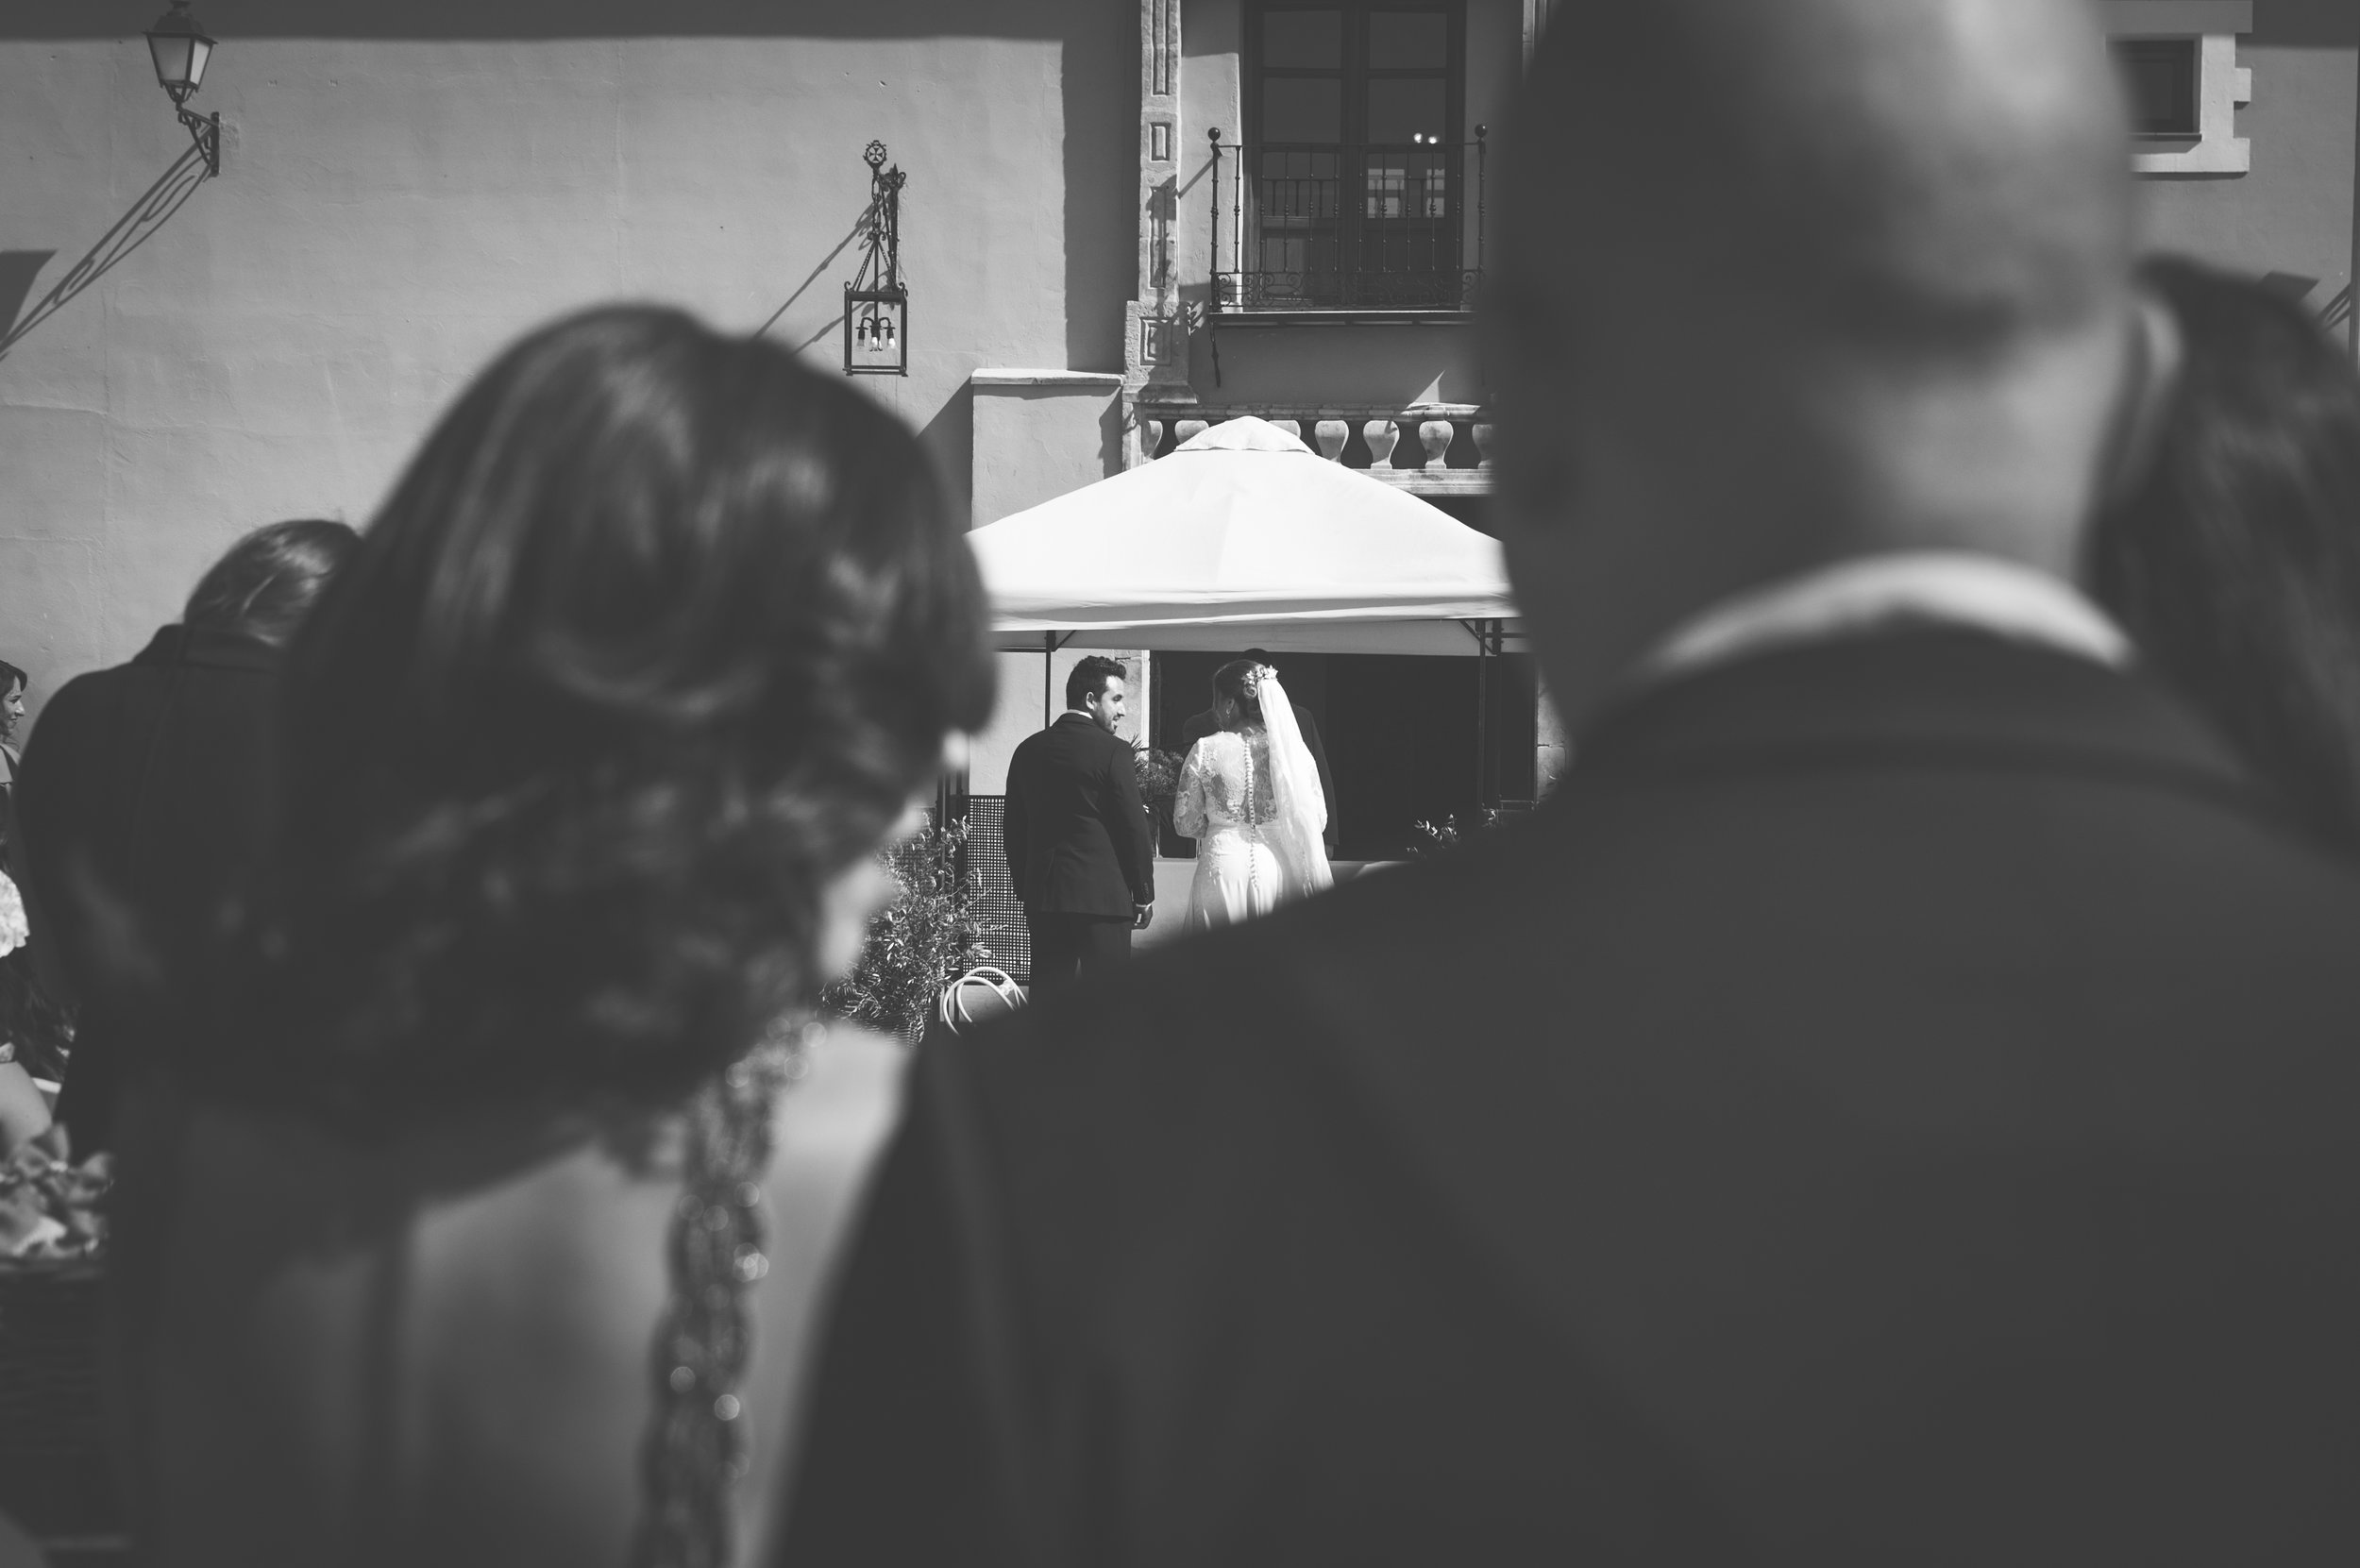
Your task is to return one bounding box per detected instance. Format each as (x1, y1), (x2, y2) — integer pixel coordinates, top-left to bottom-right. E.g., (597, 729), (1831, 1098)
(1172, 740), (1210, 840)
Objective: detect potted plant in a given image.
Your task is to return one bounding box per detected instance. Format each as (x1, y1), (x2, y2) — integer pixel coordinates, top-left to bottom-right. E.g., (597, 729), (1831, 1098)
(1135, 745), (1187, 856)
(820, 818), (995, 1044)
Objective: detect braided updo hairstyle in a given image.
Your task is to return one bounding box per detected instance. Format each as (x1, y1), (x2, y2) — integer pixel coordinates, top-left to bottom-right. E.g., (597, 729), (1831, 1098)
(1211, 660), (1265, 727)
(214, 305), (994, 1127)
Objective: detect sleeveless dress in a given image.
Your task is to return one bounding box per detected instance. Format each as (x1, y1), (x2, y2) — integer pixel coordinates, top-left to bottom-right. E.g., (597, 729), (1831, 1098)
(1173, 729), (1296, 930)
(110, 1020), (899, 1568)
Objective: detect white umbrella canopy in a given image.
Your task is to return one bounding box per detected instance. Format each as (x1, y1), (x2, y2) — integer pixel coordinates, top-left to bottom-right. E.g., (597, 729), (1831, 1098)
(972, 416), (1520, 656)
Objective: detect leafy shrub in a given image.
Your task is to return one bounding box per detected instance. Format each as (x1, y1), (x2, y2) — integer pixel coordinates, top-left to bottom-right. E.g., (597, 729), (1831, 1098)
(819, 819), (994, 1044)
(1404, 809), (1505, 861)
(1134, 747), (1184, 818)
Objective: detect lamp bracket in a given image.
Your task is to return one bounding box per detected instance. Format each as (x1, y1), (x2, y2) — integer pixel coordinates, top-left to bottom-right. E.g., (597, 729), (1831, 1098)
(176, 105), (221, 177)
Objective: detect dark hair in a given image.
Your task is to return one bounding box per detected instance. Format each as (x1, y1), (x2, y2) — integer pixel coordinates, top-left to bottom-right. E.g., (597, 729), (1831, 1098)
(184, 519), (361, 647)
(1066, 655), (1125, 710)
(1212, 660), (1263, 725)
(0, 660), (25, 699)
(2086, 256), (2360, 851)
(214, 305), (994, 1125)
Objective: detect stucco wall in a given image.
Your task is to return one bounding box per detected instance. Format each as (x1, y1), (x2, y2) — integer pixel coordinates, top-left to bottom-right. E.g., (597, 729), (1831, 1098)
(2132, 1), (2359, 313)
(970, 371), (1124, 527)
(0, 2), (1137, 720)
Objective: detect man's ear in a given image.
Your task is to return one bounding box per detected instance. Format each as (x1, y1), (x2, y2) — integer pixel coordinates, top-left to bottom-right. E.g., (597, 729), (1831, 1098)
(2099, 286), (2185, 508)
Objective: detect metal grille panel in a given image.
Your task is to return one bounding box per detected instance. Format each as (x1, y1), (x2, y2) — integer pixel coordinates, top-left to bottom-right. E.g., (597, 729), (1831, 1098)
(964, 796), (1030, 987)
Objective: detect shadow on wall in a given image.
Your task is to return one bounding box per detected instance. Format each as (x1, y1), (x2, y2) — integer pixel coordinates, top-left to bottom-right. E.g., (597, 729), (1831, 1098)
(0, 252), (52, 341)
(0, 145), (211, 362)
(919, 380), (976, 521)
(755, 209), (874, 353)
(2, 0), (1138, 375)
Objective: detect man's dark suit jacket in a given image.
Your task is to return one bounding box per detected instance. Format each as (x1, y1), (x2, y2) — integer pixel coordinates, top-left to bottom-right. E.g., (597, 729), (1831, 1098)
(783, 632), (2360, 1566)
(17, 625), (282, 1154)
(1003, 713), (1155, 918)
(1182, 700), (1338, 851)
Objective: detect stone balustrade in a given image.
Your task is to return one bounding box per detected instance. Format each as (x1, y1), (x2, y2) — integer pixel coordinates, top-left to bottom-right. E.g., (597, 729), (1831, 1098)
(1129, 404), (1494, 496)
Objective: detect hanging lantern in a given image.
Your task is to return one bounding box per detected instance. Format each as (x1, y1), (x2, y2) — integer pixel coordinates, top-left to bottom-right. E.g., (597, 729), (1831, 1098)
(843, 142), (909, 377)
(144, 0), (221, 175)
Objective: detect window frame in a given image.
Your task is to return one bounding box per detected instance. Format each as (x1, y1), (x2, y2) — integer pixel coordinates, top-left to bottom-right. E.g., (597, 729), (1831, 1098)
(2099, 0), (2251, 176)
(1240, 1), (1473, 309)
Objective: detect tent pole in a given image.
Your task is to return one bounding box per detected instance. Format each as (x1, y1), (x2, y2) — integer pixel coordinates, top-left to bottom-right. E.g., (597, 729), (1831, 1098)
(1475, 620), (1492, 814)
(1043, 632), (1054, 728)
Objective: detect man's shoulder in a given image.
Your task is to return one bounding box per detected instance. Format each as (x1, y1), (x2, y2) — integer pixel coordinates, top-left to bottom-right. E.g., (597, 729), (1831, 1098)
(1070, 720), (1132, 764)
(22, 665), (134, 764)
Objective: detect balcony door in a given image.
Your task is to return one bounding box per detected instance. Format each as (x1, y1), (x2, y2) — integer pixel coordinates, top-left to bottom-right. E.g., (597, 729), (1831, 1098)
(1248, 3), (1467, 309)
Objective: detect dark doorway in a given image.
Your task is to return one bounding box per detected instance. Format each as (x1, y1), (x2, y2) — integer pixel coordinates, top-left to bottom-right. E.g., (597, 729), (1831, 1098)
(1326, 654), (1480, 858)
(1155, 649), (1535, 860)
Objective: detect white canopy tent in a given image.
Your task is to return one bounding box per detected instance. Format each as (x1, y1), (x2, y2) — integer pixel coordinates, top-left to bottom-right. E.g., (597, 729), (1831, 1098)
(971, 416), (1521, 671)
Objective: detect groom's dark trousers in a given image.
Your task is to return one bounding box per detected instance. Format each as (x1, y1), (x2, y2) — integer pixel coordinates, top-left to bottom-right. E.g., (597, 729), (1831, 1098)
(1003, 711), (1155, 996)
(785, 632), (2360, 1566)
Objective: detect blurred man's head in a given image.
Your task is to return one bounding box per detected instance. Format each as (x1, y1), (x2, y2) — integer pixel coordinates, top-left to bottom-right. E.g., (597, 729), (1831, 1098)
(1487, 0), (2169, 722)
(185, 519), (362, 649)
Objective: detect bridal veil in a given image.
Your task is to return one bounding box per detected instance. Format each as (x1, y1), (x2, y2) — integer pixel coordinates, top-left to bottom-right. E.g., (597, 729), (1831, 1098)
(1255, 668), (1334, 898)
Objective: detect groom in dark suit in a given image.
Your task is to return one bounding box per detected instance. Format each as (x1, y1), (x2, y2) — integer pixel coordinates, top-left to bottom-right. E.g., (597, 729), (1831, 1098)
(783, 3), (2360, 1562)
(1003, 654), (1155, 993)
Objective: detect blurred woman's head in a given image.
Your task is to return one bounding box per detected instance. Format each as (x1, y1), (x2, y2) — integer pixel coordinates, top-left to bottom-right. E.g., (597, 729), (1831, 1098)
(184, 518), (362, 648)
(2085, 258), (2360, 852)
(244, 305), (993, 1122)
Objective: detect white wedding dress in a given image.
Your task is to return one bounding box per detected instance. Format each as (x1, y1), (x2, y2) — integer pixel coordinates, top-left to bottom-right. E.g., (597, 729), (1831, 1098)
(1172, 671), (1332, 931)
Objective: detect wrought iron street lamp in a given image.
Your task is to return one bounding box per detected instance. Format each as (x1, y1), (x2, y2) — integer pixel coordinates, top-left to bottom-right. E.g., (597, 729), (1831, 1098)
(844, 142), (908, 376)
(145, 0), (221, 177)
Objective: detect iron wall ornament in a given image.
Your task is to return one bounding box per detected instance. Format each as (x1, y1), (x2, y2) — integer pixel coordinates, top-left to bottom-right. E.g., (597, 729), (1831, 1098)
(843, 141), (909, 376)
(145, 0), (221, 177)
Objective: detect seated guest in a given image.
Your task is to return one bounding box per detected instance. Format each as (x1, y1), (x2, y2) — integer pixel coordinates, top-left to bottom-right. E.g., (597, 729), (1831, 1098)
(2085, 255), (2360, 853)
(780, 5), (2360, 1563)
(18, 518), (358, 1155)
(0, 656), (74, 1094)
(108, 305), (992, 1568)
(0, 659), (24, 784)
(0, 866), (47, 1158)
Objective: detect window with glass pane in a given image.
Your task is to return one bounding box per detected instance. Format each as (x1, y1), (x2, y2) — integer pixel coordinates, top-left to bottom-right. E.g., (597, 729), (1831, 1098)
(1247, 2), (1465, 309)
(2110, 39), (2199, 137)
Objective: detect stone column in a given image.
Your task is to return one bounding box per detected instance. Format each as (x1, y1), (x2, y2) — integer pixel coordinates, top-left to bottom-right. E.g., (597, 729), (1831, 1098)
(1124, 0), (1196, 461)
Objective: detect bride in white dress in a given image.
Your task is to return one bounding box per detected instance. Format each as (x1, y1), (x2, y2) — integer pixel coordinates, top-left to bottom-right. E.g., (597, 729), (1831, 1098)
(1172, 661), (1333, 929)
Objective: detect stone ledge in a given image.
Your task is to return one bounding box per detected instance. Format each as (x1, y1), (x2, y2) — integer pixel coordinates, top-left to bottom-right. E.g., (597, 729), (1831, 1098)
(970, 369), (1126, 388)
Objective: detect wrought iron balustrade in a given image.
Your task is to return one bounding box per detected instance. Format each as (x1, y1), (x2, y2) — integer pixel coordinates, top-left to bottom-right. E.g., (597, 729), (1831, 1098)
(1208, 129), (1486, 314)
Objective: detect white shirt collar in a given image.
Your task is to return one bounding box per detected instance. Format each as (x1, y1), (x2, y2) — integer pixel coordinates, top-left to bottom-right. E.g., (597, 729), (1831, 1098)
(1637, 550), (2132, 687)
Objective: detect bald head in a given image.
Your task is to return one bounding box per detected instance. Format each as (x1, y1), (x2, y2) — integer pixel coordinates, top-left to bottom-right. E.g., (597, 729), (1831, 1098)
(1506, 0), (2132, 352)
(1489, 0), (2154, 721)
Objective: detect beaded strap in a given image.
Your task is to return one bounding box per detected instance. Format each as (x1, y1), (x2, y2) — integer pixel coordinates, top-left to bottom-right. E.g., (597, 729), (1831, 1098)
(628, 1020), (814, 1568)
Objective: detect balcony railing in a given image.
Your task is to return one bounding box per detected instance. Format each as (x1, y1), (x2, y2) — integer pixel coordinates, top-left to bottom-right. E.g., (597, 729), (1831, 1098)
(1129, 404), (1492, 496)
(1207, 129), (1486, 316)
